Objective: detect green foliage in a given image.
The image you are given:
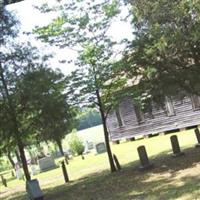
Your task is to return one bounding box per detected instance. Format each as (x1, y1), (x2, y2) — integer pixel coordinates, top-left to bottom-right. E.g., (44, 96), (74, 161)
(68, 133), (84, 156)
(0, 157), (12, 172)
(123, 0), (200, 103)
(34, 0), (129, 172)
(34, 0), (128, 114)
(76, 108), (102, 131)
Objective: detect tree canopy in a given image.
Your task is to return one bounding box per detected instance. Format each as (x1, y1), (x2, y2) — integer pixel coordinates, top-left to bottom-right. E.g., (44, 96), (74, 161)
(0, 3), (77, 179)
(34, 0), (129, 172)
(123, 0), (200, 104)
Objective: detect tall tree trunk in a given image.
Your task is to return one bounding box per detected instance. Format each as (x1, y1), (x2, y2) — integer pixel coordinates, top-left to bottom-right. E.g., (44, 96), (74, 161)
(0, 64), (31, 181)
(56, 140), (64, 156)
(15, 150), (21, 163)
(17, 140), (31, 181)
(96, 90), (116, 172)
(7, 152), (15, 169)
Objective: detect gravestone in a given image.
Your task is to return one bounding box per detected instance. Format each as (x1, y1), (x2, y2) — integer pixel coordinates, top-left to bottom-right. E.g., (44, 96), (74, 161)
(95, 142), (106, 154)
(16, 168), (24, 179)
(88, 142), (94, 150)
(30, 165), (38, 176)
(26, 179), (43, 200)
(137, 146), (153, 171)
(38, 157), (56, 172)
(170, 135), (184, 157)
(194, 128), (200, 148)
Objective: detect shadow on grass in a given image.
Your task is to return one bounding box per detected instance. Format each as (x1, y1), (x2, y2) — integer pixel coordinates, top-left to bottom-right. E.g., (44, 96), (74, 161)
(42, 146), (200, 200)
(4, 146), (200, 200)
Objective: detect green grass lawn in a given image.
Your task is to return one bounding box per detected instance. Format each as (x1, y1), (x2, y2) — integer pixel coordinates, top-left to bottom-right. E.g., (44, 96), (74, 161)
(1, 128), (200, 200)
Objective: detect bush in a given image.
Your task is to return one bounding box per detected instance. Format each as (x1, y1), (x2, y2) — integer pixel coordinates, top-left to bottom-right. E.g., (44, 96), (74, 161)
(68, 133), (85, 156)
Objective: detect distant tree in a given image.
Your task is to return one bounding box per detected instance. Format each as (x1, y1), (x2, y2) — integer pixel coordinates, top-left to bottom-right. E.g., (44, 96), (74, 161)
(76, 108), (102, 131)
(35, 0), (128, 172)
(122, 0), (200, 103)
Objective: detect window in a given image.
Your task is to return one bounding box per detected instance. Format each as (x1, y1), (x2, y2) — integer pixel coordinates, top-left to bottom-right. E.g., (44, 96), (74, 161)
(135, 105), (145, 123)
(165, 96), (175, 116)
(144, 100), (154, 119)
(115, 108), (123, 127)
(191, 95), (200, 110)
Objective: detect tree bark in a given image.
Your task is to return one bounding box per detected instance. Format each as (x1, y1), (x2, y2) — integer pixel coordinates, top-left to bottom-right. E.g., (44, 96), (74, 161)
(17, 141), (31, 181)
(7, 152), (15, 169)
(56, 140), (64, 156)
(96, 89), (117, 172)
(0, 64), (31, 181)
(15, 150), (21, 163)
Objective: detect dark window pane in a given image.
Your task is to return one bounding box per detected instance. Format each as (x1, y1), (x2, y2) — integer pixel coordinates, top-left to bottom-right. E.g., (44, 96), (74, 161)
(135, 105), (145, 123)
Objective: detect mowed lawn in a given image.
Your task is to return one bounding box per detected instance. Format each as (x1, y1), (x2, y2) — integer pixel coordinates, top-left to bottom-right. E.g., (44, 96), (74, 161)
(1, 127), (200, 200)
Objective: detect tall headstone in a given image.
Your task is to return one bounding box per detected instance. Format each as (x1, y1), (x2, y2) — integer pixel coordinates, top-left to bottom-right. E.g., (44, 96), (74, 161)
(137, 146), (153, 171)
(170, 135), (184, 157)
(16, 168), (24, 179)
(194, 128), (200, 148)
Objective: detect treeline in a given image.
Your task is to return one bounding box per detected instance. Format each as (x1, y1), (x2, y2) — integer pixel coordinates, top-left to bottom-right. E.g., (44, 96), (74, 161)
(76, 109), (102, 131)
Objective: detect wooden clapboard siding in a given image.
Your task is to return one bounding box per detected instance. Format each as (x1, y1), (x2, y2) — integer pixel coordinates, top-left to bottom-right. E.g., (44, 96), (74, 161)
(107, 96), (200, 141)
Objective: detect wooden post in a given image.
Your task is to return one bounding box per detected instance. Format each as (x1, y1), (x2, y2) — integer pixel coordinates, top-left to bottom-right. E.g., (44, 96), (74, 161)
(194, 128), (200, 148)
(170, 135), (184, 157)
(1, 175), (7, 187)
(137, 146), (153, 171)
(61, 161), (69, 183)
(11, 170), (15, 177)
(113, 154), (121, 171)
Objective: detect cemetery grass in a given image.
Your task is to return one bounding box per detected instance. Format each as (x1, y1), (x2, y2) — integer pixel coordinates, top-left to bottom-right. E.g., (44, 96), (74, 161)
(1, 128), (200, 200)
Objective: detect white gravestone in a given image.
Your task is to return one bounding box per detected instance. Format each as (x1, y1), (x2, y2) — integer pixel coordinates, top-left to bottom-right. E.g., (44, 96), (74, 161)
(16, 168), (24, 179)
(30, 165), (38, 176)
(38, 157), (56, 172)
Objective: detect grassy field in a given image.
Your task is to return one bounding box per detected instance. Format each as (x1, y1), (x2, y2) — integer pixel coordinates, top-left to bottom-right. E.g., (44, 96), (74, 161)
(1, 127), (200, 200)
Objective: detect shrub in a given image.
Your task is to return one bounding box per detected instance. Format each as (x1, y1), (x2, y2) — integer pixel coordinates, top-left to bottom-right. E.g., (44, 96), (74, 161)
(68, 133), (85, 156)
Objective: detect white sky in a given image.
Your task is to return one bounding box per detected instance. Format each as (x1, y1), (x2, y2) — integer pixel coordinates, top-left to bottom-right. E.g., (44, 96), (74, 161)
(7, 0), (133, 75)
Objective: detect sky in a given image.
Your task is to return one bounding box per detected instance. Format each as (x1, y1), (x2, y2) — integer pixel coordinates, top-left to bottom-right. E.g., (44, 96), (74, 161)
(7, 0), (133, 75)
